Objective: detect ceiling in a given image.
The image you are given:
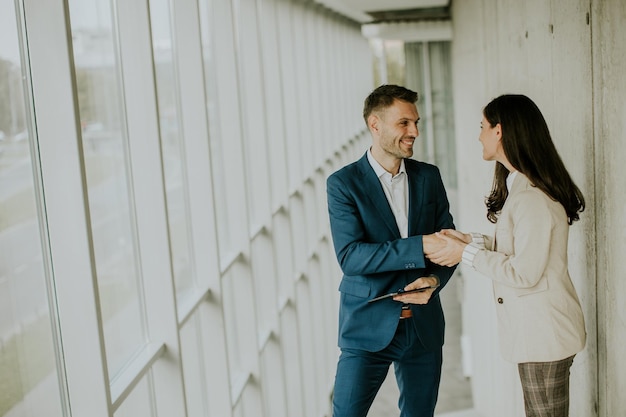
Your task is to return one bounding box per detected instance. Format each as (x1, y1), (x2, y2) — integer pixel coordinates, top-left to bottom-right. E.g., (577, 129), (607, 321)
(314, 0), (452, 23)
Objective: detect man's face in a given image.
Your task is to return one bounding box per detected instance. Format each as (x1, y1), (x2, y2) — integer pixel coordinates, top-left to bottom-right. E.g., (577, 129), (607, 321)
(371, 99), (420, 160)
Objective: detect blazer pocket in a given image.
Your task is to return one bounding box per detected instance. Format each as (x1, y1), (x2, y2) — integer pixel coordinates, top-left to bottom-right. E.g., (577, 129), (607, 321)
(514, 277), (548, 297)
(339, 277), (371, 298)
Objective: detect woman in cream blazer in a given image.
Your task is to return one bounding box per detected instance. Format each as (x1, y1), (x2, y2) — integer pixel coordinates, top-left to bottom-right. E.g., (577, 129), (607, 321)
(427, 94), (586, 417)
(466, 171), (585, 363)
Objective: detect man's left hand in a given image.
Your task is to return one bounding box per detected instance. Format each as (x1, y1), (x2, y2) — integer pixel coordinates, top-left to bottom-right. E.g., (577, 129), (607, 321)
(392, 276), (439, 305)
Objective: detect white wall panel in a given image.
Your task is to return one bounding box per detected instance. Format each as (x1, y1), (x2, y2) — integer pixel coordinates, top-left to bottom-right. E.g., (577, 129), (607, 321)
(549, 4), (596, 416)
(279, 304), (306, 417)
(258, 337), (288, 417)
(250, 230), (279, 347)
(592, 1), (626, 416)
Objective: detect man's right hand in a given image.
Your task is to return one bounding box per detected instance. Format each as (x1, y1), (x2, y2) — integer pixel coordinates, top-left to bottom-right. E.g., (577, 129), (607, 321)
(422, 233), (446, 255)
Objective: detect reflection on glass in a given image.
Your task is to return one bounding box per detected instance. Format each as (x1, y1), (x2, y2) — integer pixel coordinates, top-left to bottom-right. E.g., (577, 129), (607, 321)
(148, 0), (194, 300)
(67, 0), (146, 379)
(0, 1), (63, 416)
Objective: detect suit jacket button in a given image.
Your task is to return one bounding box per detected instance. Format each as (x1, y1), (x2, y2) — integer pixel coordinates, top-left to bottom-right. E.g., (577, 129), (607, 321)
(497, 297), (503, 304)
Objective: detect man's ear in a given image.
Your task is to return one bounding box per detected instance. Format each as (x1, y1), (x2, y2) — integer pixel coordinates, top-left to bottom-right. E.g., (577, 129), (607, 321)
(368, 114), (380, 134)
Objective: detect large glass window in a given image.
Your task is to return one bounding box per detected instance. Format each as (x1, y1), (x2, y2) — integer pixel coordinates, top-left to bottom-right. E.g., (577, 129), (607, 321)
(0, 1), (64, 416)
(67, 0), (147, 379)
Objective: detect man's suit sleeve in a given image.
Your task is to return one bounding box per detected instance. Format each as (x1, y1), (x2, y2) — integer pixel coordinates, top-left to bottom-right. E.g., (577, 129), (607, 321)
(326, 172), (426, 277)
(424, 167), (457, 291)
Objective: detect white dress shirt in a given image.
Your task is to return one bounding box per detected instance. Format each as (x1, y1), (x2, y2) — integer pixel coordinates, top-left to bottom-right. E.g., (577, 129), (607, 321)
(367, 149), (409, 238)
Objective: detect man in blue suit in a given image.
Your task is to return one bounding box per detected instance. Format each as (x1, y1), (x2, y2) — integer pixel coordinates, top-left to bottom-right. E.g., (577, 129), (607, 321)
(327, 84), (457, 417)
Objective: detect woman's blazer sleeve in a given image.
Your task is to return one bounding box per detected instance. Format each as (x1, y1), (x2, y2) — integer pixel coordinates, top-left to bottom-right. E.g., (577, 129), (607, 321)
(472, 189), (554, 289)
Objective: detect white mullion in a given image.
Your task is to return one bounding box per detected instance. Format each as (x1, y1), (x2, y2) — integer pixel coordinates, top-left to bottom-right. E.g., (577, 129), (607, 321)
(114, 0), (186, 415)
(177, 286), (211, 328)
(295, 2), (312, 179)
(260, 0), (289, 212)
(421, 41), (436, 164)
(310, 9), (324, 167)
(276, 0), (299, 194)
(339, 20), (348, 141)
(110, 342), (166, 410)
(213, 0), (249, 257)
(292, 2), (308, 182)
(170, 0), (221, 295)
(22, 0), (112, 416)
(198, 300), (234, 417)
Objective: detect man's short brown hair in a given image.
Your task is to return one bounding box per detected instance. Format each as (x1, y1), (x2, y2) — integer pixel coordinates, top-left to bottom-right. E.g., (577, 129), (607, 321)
(363, 84), (419, 125)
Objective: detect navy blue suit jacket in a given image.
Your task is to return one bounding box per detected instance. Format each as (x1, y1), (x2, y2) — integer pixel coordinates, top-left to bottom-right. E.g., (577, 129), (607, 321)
(327, 153), (456, 352)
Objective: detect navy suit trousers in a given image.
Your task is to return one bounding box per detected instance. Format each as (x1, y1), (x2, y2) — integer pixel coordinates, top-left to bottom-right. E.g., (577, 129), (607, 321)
(332, 318), (442, 417)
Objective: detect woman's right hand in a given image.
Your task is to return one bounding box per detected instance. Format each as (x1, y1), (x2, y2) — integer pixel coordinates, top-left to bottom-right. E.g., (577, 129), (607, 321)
(439, 229), (472, 244)
(426, 230), (471, 267)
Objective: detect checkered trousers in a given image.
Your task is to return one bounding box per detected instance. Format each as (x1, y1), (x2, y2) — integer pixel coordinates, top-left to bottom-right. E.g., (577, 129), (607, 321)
(517, 355), (575, 417)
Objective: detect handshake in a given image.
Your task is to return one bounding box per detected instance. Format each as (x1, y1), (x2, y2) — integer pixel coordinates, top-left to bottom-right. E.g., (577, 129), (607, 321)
(393, 229), (470, 305)
(422, 229), (471, 267)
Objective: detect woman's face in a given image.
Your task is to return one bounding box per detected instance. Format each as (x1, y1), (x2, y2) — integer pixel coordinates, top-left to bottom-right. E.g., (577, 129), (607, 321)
(479, 116), (502, 161)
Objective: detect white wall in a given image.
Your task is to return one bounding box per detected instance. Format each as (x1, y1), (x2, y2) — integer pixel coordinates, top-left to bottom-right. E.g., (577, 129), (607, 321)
(450, 1), (626, 416)
(591, 1), (626, 416)
(453, 0), (626, 416)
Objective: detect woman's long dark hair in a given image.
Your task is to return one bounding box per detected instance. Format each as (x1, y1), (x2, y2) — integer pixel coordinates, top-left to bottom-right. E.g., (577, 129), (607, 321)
(483, 94), (585, 224)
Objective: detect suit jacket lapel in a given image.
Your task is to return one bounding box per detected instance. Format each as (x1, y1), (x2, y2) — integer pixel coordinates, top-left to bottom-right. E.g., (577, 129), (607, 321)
(356, 154), (400, 238)
(407, 161), (424, 237)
